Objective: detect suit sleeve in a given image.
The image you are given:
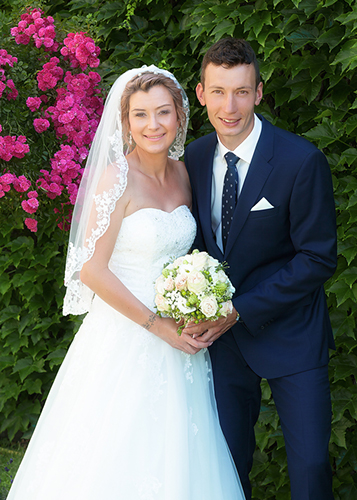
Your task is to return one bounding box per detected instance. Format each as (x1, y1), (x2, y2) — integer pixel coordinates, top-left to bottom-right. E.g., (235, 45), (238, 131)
(233, 148), (337, 336)
(184, 146), (205, 252)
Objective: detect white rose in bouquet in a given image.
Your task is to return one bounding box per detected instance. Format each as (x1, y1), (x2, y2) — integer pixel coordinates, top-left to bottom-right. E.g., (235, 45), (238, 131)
(200, 295), (218, 318)
(192, 251), (208, 271)
(155, 294), (170, 312)
(187, 271), (207, 294)
(175, 273), (188, 291)
(220, 300), (233, 317)
(164, 276), (175, 291)
(173, 256), (185, 267)
(212, 269), (228, 284)
(155, 275), (166, 295)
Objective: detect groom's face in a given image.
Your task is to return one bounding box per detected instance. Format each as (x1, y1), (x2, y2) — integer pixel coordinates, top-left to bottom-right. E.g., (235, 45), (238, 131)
(196, 63), (263, 151)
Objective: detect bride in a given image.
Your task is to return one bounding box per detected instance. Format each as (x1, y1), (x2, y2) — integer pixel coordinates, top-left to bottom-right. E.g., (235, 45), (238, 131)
(7, 66), (245, 500)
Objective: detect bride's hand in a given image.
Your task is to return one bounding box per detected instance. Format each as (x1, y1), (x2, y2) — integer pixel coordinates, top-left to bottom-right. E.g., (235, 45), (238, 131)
(155, 317), (211, 354)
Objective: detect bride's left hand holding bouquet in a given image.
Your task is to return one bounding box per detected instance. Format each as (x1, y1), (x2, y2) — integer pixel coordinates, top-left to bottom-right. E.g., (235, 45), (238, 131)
(154, 249), (235, 335)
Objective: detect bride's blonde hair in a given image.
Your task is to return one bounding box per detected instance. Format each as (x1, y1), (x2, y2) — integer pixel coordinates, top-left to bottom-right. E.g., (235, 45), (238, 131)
(121, 72), (187, 153)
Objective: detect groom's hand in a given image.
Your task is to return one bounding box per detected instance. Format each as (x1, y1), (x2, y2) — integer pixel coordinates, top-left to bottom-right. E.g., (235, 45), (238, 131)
(182, 308), (238, 344)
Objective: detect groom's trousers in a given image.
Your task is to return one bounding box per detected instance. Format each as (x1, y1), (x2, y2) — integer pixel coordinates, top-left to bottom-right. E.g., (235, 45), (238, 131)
(209, 332), (334, 500)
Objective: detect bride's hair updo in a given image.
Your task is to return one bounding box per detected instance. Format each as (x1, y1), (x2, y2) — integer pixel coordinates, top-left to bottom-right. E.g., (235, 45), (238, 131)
(121, 72), (187, 152)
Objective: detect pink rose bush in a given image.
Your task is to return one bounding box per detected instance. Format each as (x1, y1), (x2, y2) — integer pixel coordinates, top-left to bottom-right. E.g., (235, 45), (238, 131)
(10, 8), (59, 52)
(0, 49), (18, 100)
(154, 250), (236, 334)
(33, 118), (50, 133)
(1, 7), (104, 233)
(37, 57), (64, 91)
(61, 32), (101, 70)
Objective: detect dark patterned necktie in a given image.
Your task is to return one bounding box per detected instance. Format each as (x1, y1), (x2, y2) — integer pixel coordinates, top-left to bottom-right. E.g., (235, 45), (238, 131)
(222, 152), (239, 250)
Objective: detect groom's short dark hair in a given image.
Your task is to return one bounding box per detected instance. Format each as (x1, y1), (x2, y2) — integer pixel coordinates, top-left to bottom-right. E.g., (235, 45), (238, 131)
(201, 38), (261, 89)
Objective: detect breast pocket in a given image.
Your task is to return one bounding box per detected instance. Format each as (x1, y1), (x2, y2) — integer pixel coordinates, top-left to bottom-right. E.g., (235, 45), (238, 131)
(248, 206), (280, 219)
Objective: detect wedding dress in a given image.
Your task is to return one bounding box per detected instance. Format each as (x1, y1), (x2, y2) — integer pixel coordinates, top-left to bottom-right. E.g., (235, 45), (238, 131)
(8, 205), (245, 500)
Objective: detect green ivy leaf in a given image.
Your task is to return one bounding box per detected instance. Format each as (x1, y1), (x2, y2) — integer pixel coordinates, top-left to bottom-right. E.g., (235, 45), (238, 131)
(330, 416), (350, 448)
(210, 19), (235, 41)
(332, 388), (357, 421)
(0, 273), (11, 295)
(285, 25), (319, 52)
(332, 39), (357, 72)
(316, 25), (345, 50)
(303, 121), (340, 149)
(331, 354), (357, 382)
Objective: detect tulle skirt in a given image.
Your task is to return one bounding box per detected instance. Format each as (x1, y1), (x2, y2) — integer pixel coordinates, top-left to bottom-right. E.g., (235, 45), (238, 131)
(7, 296), (245, 499)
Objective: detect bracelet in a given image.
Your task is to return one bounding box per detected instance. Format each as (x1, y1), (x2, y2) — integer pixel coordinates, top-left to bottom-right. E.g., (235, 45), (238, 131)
(235, 311), (240, 322)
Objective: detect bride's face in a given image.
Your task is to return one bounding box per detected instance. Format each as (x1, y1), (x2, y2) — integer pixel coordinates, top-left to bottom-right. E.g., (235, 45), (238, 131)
(128, 85), (179, 155)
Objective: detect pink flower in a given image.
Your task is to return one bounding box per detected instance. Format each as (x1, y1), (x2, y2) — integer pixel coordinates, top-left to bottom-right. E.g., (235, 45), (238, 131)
(32, 10), (42, 20)
(24, 25), (36, 36)
(0, 135), (30, 161)
(37, 58), (63, 90)
(34, 18), (44, 28)
(18, 20), (28, 30)
(21, 197), (39, 214)
(48, 182), (63, 196)
(13, 175), (31, 192)
(1, 173), (15, 184)
(28, 190), (38, 198)
(11, 8), (57, 53)
(0, 49), (17, 67)
(24, 218), (38, 232)
(26, 96), (42, 111)
(33, 118), (50, 133)
(6, 79), (18, 100)
(12, 137), (30, 158)
(62, 32), (101, 70)
(0, 82), (6, 99)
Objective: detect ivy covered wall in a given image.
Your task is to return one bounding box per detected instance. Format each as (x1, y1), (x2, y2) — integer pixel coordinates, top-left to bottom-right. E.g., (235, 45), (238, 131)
(1, 1), (356, 498)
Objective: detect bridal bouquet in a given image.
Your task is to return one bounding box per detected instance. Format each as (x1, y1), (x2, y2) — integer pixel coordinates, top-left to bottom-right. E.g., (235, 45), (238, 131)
(154, 250), (235, 334)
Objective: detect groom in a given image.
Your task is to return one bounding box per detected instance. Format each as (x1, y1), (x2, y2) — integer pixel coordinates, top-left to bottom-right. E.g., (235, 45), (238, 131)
(184, 38), (336, 500)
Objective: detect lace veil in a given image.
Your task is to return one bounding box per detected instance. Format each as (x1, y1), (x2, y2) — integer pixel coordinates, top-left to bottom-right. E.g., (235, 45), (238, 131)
(63, 65), (190, 315)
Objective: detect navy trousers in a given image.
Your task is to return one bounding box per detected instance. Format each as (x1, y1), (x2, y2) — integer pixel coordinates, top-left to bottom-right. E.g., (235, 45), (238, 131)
(209, 335), (334, 500)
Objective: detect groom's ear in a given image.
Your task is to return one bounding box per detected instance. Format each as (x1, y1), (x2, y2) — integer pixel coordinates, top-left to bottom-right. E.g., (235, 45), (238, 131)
(196, 83), (206, 106)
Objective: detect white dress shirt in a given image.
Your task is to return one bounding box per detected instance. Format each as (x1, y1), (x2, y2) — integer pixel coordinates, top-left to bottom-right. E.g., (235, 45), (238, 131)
(211, 114), (262, 251)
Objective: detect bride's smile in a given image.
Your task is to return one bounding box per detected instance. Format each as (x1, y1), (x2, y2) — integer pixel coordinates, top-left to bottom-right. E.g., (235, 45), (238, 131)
(128, 85), (179, 154)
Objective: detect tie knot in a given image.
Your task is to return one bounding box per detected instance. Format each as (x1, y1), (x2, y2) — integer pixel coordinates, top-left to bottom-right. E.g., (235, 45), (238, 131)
(224, 151), (239, 168)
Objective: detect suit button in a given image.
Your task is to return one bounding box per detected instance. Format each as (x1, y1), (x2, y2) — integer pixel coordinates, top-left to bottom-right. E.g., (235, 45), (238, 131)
(260, 326), (264, 330)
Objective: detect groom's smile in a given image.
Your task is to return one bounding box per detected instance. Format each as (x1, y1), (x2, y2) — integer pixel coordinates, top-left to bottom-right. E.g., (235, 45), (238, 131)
(196, 63), (263, 151)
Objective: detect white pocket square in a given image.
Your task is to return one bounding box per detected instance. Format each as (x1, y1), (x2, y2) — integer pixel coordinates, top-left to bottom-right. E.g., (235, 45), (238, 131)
(251, 197), (274, 211)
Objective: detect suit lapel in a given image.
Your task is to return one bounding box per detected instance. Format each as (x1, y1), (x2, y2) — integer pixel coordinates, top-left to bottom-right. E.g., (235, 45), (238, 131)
(225, 117), (275, 257)
(196, 133), (224, 260)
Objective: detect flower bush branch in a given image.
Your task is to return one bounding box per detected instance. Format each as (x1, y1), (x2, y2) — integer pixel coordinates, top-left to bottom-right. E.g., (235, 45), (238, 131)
(0, 7), (104, 233)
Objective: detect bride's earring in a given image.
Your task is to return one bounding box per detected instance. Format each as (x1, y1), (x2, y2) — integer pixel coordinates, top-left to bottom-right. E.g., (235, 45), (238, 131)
(129, 132), (132, 145)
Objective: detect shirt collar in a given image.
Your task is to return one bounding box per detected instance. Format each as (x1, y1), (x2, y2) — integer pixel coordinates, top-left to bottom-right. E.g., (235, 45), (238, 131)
(217, 114), (262, 164)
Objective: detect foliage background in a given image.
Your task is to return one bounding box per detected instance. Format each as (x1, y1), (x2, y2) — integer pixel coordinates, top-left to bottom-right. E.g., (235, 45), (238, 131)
(1, 0), (356, 498)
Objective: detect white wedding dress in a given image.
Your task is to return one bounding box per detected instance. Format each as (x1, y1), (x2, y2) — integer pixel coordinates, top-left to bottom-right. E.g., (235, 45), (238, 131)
(8, 205), (245, 500)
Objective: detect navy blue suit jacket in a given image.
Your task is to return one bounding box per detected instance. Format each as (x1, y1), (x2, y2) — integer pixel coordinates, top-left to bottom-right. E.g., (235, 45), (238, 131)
(185, 115), (337, 379)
